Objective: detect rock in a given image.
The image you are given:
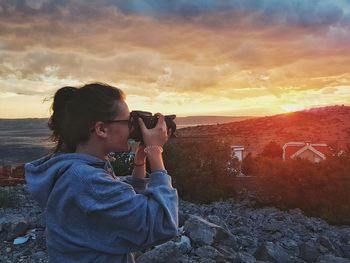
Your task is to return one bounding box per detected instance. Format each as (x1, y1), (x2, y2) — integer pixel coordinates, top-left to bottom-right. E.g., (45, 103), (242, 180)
(179, 211), (188, 227)
(215, 244), (237, 260)
(340, 230), (350, 245)
(206, 215), (230, 231)
(233, 252), (257, 263)
(184, 215), (217, 246)
(195, 245), (226, 262)
(318, 236), (339, 255)
(178, 254), (196, 263)
(318, 254), (350, 263)
(33, 215), (46, 228)
(288, 208), (303, 216)
(195, 259), (217, 263)
(237, 236), (259, 254)
(1, 185), (350, 263)
(254, 241), (294, 263)
(184, 215), (238, 249)
(340, 244), (350, 259)
(32, 251), (47, 260)
(261, 223), (281, 234)
(232, 227), (251, 236)
(299, 241), (321, 263)
(135, 240), (182, 263)
(176, 235), (192, 254)
(279, 239), (300, 257)
(6, 219), (31, 240)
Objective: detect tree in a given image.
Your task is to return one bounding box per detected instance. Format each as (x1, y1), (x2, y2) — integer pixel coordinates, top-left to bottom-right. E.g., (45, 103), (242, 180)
(260, 141), (283, 159)
(241, 152), (257, 176)
(163, 138), (234, 203)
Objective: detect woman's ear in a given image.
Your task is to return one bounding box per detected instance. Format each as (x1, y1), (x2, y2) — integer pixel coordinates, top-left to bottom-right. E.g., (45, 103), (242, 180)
(93, 121), (108, 138)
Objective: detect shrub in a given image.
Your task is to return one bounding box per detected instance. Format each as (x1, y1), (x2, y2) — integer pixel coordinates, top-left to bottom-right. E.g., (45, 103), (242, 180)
(241, 154), (350, 225)
(109, 151), (137, 176)
(163, 138), (235, 203)
(0, 187), (18, 208)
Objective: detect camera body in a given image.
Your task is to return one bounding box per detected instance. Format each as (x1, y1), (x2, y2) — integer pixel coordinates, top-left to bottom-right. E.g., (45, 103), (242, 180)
(128, 110), (177, 143)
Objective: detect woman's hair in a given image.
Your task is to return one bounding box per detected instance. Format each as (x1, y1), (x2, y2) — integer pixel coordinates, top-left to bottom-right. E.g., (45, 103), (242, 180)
(48, 82), (126, 153)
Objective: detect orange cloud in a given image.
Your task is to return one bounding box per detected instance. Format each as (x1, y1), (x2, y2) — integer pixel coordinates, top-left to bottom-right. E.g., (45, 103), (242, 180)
(0, 1), (349, 117)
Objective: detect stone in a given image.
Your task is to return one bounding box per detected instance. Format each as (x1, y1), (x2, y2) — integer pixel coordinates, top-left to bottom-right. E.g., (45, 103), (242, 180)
(232, 227), (251, 236)
(32, 251), (47, 260)
(176, 235), (192, 254)
(195, 245), (226, 262)
(340, 231), (350, 245)
(215, 244), (237, 260)
(299, 241), (321, 263)
(233, 252), (257, 263)
(184, 215), (217, 246)
(318, 254), (350, 263)
(254, 241), (294, 263)
(340, 244), (350, 259)
(6, 219), (31, 240)
(178, 211), (188, 227)
(238, 236), (259, 254)
(184, 215), (238, 249)
(135, 240), (182, 263)
(261, 223), (281, 234)
(279, 239), (300, 257)
(319, 236), (339, 255)
(206, 215), (230, 231)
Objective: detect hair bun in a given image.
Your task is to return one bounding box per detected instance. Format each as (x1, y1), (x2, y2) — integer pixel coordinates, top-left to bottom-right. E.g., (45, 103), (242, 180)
(48, 86), (78, 134)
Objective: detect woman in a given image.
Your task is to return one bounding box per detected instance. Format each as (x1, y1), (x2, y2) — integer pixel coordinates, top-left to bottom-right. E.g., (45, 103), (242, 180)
(24, 83), (179, 263)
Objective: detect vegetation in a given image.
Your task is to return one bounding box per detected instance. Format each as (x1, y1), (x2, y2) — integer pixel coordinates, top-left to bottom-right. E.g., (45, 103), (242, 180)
(163, 138), (236, 203)
(0, 187), (18, 208)
(108, 151), (140, 176)
(258, 141), (283, 159)
(239, 150), (350, 225)
(110, 138), (350, 225)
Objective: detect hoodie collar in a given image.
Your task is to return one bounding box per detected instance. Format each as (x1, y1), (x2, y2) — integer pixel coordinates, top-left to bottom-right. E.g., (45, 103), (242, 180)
(24, 152), (112, 208)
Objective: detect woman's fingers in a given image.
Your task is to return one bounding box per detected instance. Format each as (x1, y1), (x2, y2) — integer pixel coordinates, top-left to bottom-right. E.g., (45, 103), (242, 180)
(155, 113), (165, 129)
(138, 117), (147, 133)
(137, 113), (168, 146)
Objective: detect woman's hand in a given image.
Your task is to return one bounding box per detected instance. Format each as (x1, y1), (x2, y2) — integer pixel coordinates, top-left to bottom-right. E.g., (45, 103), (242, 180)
(138, 113), (168, 172)
(134, 143), (146, 164)
(132, 142), (147, 179)
(138, 113), (169, 147)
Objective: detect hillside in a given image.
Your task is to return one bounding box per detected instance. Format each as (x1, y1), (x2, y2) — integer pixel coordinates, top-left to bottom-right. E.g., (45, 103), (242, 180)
(175, 115), (254, 126)
(176, 105), (350, 156)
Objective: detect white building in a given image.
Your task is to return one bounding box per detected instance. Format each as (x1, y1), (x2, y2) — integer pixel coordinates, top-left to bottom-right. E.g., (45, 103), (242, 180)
(282, 141), (332, 163)
(230, 145), (244, 161)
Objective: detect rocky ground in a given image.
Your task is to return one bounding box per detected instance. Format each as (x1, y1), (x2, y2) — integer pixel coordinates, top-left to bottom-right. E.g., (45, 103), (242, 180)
(1, 185), (350, 263)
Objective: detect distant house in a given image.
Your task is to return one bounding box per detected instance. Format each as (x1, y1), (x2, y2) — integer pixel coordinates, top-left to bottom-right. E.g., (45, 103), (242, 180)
(11, 164), (25, 178)
(282, 142), (333, 163)
(230, 145), (244, 161)
(0, 165), (12, 178)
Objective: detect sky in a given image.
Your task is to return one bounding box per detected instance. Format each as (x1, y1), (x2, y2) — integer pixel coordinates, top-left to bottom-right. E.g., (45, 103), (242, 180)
(0, 0), (350, 118)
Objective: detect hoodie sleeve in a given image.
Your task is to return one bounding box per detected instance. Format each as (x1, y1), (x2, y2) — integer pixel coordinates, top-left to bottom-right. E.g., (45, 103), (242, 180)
(73, 166), (179, 254)
(120, 175), (149, 194)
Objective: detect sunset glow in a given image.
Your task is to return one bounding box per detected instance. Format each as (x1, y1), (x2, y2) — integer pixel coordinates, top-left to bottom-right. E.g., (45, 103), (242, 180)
(0, 1), (350, 118)
(280, 104), (306, 113)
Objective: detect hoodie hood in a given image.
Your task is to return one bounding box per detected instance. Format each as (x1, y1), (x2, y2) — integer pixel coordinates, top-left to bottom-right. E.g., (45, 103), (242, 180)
(24, 152), (109, 208)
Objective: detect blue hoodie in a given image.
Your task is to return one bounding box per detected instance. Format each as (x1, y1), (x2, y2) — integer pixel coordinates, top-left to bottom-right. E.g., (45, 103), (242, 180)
(24, 152), (179, 263)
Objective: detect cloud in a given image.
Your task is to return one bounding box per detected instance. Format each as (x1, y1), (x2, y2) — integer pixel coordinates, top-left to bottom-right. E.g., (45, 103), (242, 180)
(0, 0), (350, 117)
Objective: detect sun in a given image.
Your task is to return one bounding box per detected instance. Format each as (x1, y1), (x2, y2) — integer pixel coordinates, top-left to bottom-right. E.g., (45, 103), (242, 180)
(280, 103), (305, 113)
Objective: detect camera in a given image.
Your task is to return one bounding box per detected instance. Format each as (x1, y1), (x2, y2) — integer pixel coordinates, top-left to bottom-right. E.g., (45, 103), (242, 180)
(128, 110), (177, 143)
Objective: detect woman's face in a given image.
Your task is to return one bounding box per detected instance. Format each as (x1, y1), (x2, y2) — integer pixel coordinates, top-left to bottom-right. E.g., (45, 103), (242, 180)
(105, 100), (131, 153)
